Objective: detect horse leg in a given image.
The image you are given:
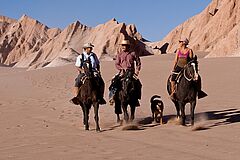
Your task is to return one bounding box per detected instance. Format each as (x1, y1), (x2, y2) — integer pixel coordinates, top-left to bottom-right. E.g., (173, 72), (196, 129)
(122, 104), (129, 123)
(179, 103), (186, 126)
(174, 101), (180, 119)
(155, 112), (159, 123)
(160, 111), (163, 125)
(84, 105), (90, 130)
(81, 106), (86, 126)
(130, 105), (136, 122)
(115, 99), (122, 123)
(152, 112), (155, 122)
(190, 100), (196, 126)
(93, 102), (100, 132)
(116, 114), (121, 123)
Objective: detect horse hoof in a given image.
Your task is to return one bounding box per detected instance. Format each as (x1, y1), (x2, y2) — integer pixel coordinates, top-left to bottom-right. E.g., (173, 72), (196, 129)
(117, 119), (121, 123)
(85, 125), (89, 130)
(96, 128), (101, 132)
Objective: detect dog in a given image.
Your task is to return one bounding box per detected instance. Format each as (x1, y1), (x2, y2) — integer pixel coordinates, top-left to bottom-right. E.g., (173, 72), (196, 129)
(150, 95), (164, 124)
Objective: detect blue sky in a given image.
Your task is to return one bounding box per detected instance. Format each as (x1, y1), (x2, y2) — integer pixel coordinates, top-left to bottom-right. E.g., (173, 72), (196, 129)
(0, 0), (211, 41)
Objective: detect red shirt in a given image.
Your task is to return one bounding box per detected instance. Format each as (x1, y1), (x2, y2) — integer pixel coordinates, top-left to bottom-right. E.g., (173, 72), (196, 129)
(115, 51), (141, 72)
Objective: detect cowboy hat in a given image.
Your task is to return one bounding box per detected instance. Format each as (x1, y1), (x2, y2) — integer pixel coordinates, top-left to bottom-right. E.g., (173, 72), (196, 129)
(83, 42), (94, 48)
(120, 39), (130, 45)
(179, 37), (189, 45)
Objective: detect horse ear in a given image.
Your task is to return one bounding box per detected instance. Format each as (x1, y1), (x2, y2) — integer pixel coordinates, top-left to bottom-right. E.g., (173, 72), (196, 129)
(194, 55), (197, 61)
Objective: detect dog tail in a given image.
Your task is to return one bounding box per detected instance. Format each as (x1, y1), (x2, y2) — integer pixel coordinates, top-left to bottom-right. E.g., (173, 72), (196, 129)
(150, 95), (161, 103)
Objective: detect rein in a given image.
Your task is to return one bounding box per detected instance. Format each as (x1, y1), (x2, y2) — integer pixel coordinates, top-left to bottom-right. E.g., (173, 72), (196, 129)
(184, 69), (193, 81)
(183, 60), (198, 82)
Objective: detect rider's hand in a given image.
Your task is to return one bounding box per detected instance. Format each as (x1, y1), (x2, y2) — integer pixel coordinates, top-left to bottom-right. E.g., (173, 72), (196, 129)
(119, 69), (124, 76)
(135, 70), (140, 76)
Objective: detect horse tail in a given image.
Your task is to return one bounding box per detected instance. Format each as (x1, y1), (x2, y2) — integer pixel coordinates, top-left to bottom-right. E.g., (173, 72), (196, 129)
(150, 95), (161, 103)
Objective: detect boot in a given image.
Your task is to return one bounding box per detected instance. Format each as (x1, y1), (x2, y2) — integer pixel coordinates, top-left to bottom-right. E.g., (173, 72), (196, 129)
(69, 87), (80, 105)
(99, 78), (106, 105)
(135, 100), (140, 107)
(198, 90), (208, 99)
(136, 79), (142, 100)
(69, 97), (80, 105)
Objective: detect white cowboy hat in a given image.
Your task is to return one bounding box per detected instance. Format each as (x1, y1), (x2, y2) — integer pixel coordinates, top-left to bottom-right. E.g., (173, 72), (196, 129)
(179, 37), (189, 45)
(83, 42), (94, 48)
(120, 39), (130, 45)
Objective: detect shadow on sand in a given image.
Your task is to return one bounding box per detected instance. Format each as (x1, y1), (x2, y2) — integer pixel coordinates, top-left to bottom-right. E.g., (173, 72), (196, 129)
(196, 108), (240, 128)
(99, 108), (240, 132)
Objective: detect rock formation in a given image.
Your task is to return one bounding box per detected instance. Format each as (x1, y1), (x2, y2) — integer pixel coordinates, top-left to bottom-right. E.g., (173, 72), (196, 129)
(0, 15), (152, 69)
(149, 0), (240, 57)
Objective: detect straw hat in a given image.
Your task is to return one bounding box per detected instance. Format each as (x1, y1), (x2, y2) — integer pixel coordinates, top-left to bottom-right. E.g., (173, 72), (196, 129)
(179, 37), (189, 45)
(120, 39), (130, 45)
(83, 42), (94, 48)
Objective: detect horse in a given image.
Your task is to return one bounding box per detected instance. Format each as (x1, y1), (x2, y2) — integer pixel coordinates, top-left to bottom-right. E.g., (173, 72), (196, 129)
(113, 70), (139, 123)
(77, 57), (102, 131)
(167, 55), (199, 126)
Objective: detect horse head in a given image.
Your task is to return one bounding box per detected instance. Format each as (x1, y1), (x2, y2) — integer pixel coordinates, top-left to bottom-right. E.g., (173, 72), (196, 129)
(82, 58), (93, 78)
(184, 55), (199, 81)
(121, 70), (135, 99)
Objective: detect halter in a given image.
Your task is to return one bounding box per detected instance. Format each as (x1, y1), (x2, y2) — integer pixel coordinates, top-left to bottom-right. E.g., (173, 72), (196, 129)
(183, 60), (198, 82)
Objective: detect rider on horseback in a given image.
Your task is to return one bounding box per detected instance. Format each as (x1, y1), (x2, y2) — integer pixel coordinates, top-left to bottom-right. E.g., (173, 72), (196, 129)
(170, 37), (207, 99)
(109, 39), (142, 106)
(70, 42), (106, 105)
(170, 37), (193, 99)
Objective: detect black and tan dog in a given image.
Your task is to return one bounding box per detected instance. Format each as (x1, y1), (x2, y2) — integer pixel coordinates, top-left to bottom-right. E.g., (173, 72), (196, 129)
(150, 95), (164, 124)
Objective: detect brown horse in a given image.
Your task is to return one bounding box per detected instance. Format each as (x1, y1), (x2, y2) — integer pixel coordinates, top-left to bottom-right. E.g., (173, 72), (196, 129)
(116, 70), (139, 123)
(77, 58), (102, 131)
(167, 56), (200, 126)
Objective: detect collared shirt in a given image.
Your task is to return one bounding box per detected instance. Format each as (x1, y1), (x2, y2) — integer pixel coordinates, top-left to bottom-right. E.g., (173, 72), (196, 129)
(75, 52), (100, 71)
(115, 51), (141, 72)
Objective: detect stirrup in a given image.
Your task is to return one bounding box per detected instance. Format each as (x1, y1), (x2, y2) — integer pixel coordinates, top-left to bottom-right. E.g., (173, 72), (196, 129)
(109, 98), (114, 105)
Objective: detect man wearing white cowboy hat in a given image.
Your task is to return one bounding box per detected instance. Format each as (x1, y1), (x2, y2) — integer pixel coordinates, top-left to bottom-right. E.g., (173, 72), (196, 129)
(70, 42), (106, 105)
(109, 39), (142, 107)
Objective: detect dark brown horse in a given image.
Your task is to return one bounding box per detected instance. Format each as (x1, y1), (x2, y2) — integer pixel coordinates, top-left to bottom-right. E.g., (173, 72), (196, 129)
(167, 56), (200, 126)
(77, 58), (102, 131)
(115, 70), (139, 123)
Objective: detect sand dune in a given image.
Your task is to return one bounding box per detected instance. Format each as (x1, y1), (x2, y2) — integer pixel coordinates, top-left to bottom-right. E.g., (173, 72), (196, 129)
(0, 54), (240, 160)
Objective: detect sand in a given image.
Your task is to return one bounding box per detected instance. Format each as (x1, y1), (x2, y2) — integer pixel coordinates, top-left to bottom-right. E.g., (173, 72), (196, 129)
(0, 54), (240, 160)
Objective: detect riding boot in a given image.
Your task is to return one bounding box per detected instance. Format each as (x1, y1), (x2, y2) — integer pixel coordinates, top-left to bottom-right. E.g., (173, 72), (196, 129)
(69, 86), (80, 105)
(135, 79), (142, 100)
(196, 76), (208, 99)
(98, 77), (106, 105)
(135, 100), (140, 107)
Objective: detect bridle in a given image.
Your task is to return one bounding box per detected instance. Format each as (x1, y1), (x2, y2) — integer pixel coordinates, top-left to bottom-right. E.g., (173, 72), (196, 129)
(183, 60), (198, 82)
(121, 70), (135, 97)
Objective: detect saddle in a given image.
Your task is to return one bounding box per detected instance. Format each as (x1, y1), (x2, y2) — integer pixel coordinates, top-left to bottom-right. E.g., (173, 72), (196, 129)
(80, 71), (101, 85)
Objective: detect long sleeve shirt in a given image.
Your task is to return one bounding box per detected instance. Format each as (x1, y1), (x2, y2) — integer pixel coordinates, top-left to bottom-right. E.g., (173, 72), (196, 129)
(115, 51), (141, 72)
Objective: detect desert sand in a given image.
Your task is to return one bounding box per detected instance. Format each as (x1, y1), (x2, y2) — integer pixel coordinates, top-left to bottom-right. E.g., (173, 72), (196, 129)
(0, 53), (240, 160)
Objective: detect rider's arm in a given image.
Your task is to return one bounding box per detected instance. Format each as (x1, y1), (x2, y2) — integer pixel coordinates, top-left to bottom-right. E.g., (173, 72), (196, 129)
(189, 49), (193, 59)
(76, 66), (84, 74)
(75, 55), (84, 74)
(134, 53), (141, 75)
(115, 53), (123, 71)
(172, 50), (179, 70)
